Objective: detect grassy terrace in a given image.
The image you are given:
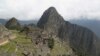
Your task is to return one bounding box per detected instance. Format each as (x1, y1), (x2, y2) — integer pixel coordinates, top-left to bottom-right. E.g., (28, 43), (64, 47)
(50, 38), (72, 56)
(0, 30), (72, 56)
(0, 30), (35, 56)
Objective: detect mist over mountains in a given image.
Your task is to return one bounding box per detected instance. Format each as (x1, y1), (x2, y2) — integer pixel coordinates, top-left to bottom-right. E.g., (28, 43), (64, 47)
(69, 19), (100, 37)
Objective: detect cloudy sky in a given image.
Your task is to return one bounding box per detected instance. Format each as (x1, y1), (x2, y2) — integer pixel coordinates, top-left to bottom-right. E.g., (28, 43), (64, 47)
(0, 0), (100, 20)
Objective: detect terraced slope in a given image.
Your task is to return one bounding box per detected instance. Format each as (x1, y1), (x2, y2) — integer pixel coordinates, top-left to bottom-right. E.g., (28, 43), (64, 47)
(0, 30), (76, 56)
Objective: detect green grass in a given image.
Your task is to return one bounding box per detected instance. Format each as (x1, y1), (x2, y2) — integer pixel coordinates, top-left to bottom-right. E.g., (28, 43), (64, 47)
(0, 30), (73, 56)
(50, 38), (72, 56)
(0, 30), (35, 56)
(13, 30), (35, 56)
(0, 42), (16, 53)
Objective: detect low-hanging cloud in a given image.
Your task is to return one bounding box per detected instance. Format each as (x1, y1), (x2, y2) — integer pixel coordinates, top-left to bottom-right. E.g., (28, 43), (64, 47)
(0, 0), (100, 20)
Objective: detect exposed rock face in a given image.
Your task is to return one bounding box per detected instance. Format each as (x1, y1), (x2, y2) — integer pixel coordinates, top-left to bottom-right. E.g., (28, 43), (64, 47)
(37, 7), (65, 33)
(59, 22), (96, 56)
(5, 17), (21, 30)
(0, 24), (10, 38)
(0, 24), (12, 45)
(37, 7), (97, 56)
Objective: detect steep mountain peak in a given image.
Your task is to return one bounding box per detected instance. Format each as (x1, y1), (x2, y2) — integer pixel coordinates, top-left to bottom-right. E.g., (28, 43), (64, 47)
(5, 17), (21, 30)
(48, 7), (56, 10)
(37, 7), (65, 33)
(9, 17), (17, 22)
(45, 7), (57, 14)
(37, 7), (97, 56)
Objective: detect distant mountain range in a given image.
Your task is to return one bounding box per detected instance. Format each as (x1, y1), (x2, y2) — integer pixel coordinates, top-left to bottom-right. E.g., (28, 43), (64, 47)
(0, 19), (38, 25)
(69, 19), (100, 37)
(0, 18), (100, 38)
(0, 19), (7, 25)
(19, 20), (38, 25)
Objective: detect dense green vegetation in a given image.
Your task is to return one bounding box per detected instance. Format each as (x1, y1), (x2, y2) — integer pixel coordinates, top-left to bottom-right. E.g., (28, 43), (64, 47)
(48, 37), (54, 50)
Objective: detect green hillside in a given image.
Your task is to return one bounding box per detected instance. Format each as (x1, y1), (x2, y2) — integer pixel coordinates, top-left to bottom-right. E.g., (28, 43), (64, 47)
(0, 30), (75, 56)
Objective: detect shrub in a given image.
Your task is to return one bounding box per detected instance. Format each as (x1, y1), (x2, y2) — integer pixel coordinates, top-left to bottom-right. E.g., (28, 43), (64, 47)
(48, 37), (54, 49)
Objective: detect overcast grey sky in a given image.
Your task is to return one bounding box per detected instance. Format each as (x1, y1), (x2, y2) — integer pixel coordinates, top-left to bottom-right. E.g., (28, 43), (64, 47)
(0, 0), (100, 20)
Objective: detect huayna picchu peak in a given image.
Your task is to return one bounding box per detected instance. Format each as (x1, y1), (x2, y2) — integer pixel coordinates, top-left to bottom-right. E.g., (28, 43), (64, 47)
(37, 7), (65, 33)
(37, 7), (97, 56)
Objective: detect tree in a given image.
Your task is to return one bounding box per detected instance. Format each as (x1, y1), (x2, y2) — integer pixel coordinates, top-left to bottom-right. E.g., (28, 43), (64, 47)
(48, 37), (54, 50)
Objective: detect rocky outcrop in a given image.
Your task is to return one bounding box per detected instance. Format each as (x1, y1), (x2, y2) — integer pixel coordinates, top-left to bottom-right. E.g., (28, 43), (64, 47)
(37, 7), (65, 34)
(0, 24), (12, 45)
(0, 24), (11, 38)
(37, 7), (97, 56)
(5, 17), (21, 30)
(59, 22), (96, 56)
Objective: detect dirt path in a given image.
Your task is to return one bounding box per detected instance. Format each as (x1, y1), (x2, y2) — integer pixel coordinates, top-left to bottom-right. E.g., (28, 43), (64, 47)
(0, 40), (9, 46)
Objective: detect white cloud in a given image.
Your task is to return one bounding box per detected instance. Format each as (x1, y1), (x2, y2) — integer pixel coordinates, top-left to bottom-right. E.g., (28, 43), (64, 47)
(0, 0), (100, 20)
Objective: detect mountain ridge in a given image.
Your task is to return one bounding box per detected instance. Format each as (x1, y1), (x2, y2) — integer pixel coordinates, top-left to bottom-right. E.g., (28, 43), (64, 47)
(37, 7), (97, 56)
(69, 19), (100, 37)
